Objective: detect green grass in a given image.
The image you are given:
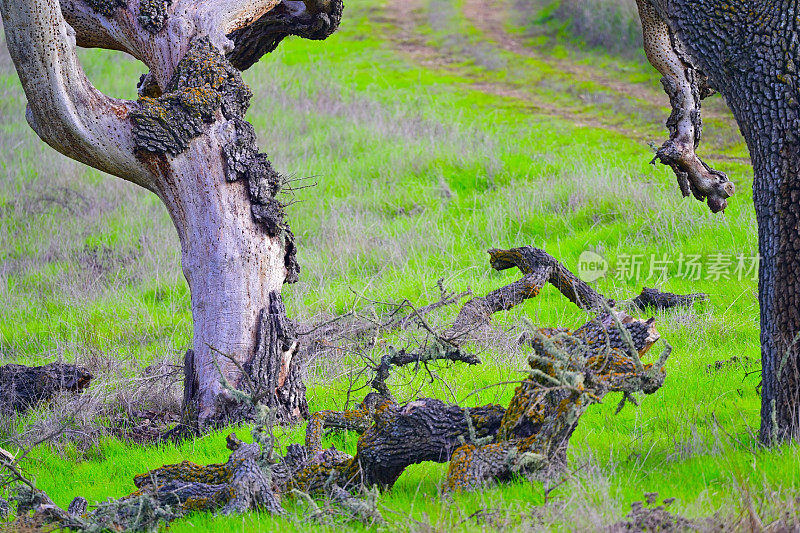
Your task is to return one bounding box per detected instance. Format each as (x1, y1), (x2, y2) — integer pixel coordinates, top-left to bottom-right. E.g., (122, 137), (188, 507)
(0, 0), (793, 530)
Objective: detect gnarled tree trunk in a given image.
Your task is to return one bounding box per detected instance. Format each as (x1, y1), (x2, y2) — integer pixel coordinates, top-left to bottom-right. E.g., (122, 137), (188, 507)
(635, 0), (800, 443)
(0, 0), (342, 428)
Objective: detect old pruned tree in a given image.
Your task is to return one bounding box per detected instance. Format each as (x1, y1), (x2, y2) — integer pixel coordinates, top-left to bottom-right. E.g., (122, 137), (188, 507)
(634, 0), (800, 443)
(0, 0), (343, 428)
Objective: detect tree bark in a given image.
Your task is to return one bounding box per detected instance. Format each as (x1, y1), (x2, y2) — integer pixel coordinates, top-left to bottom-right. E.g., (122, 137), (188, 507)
(157, 146), (291, 424)
(128, 36), (308, 427)
(637, 0), (800, 442)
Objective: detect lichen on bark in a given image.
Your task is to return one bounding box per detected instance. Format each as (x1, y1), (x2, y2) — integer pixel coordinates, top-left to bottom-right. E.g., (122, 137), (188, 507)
(138, 0), (172, 33)
(220, 106), (301, 283)
(131, 37), (251, 155)
(131, 36), (300, 283)
(86, 0), (126, 18)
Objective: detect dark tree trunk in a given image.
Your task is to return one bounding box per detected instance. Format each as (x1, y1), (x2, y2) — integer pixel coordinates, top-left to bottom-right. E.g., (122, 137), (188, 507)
(648, 0), (800, 443)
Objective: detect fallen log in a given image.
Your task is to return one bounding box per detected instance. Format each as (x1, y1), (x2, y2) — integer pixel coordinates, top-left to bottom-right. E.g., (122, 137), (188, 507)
(0, 362), (92, 415)
(302, 341), (483, 456)
(283, 310), (665, 494)
(630, 287), (708, 311)
(4, 247), (686, 529)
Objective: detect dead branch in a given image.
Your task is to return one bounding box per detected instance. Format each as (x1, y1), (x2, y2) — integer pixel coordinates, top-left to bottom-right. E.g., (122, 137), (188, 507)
(450, 247), (613, 338)
(370, 342), (481, 400)
(1, 248), (689, 528)
(227, 0), (345, 71)
(278, 309), (665, 495)
(635, 0), (735, 212)
(630, 287), (708, 311)
(488, 247), (612, 311)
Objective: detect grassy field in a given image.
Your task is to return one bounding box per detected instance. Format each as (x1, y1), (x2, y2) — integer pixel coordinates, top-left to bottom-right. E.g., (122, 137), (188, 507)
(1, 0), (797, 530)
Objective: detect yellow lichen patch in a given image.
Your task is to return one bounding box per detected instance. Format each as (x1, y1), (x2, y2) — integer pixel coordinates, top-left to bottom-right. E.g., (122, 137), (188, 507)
(284, 456), (358, 495)
(134, 460), (231, 489)
(305, 394), (390, 454)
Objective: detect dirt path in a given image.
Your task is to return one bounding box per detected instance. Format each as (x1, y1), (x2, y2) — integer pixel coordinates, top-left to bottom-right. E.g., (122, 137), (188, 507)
(461, 0), (668, 109)
(380, 0), (750, 165)
(381, 0), (656, 139)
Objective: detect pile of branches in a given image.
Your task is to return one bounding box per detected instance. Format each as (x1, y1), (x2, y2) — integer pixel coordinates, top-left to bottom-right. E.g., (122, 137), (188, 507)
(1, 247), (704, 531)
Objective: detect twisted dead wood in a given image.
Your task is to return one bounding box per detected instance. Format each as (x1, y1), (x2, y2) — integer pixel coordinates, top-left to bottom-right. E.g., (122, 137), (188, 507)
(450, 246), (612, 336)
(634, 0), (735, 213)
(281, 310), (664, 494)
(450, 246), (703, 338)
(3, 248), (691, 529)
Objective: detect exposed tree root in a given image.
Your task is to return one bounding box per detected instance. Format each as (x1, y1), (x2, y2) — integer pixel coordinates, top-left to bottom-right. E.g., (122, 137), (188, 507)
(3, 247), (704, 530)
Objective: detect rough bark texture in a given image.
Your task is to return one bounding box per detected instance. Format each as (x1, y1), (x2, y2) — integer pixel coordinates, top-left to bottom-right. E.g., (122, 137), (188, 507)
(489, 247), (613, 311)
(276, 251), (667, 494)
(0, 0), (342, 429)
(0, 363), (93, 415)
(246, 292), (308, 422)
(452, 246), (708, 338)
(292, 398), (508, 492)
(636, 0), (800, 443)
